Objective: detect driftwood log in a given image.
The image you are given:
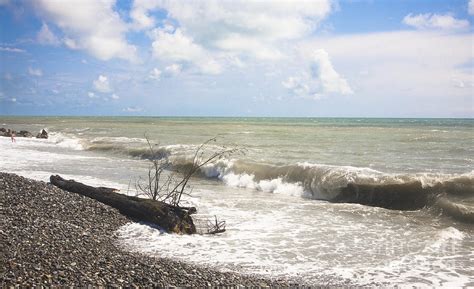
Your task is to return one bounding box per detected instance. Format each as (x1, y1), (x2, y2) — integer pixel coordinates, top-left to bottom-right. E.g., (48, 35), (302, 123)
(50, 175), (196, 234)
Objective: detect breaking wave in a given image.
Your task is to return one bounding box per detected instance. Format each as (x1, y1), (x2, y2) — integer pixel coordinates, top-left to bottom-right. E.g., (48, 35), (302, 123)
(193, 159), (473, 221)
(168, 156), (474, 221)
(81, 140), (474, 221)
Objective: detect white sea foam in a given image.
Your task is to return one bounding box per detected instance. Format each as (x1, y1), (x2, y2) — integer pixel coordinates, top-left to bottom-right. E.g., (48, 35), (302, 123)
(48, 132), (85, 150)
(221, 173), (305, 197)
(91, 136), (147, 144)
(0, 135), (128, 192)
(191, 158), (474, 200)
(363, 227), (472, 287)
(116, 186), (474, 287)
(3, 132), (85, 151)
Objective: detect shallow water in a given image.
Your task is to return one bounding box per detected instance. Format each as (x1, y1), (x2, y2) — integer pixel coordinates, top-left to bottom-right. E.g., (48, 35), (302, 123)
(1, 116), (473, 286)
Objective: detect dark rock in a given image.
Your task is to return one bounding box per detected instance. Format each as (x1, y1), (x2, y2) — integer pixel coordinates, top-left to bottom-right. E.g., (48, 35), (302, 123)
(0, 128), (34, 138)
(17, 130), (33, 137)
(36, 129), (48, 139)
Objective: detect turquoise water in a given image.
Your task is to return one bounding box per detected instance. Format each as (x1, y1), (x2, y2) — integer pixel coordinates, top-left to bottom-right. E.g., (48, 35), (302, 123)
(2, 116), (473, 173)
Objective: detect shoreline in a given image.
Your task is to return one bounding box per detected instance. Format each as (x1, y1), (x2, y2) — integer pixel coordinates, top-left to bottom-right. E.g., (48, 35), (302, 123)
(0, 172), (297, 287)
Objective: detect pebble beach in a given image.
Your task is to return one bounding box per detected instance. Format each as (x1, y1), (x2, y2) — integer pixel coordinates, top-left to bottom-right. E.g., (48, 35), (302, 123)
(0, 172), (292, 287)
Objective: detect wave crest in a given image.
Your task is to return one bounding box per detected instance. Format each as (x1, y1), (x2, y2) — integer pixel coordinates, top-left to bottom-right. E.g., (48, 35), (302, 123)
(80, 139), (473, 219)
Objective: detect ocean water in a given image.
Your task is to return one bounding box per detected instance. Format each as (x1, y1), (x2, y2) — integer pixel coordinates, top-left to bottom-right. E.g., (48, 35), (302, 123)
(1, 116), (473, 286)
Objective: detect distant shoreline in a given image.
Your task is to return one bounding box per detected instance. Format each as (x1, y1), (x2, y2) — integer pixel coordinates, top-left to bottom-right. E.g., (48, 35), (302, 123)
(1, 115), (473, 120)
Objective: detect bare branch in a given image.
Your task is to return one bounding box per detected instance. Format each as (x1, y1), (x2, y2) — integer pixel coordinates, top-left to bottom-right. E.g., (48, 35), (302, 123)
(135, 135), (239, 234)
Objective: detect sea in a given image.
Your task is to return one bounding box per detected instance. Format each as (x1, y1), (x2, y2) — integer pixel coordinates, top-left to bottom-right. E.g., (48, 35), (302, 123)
(0, 116), (473, 286)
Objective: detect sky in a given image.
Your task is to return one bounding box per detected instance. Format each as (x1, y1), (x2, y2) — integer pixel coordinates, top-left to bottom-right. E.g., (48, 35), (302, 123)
(0, 0), (473, 117)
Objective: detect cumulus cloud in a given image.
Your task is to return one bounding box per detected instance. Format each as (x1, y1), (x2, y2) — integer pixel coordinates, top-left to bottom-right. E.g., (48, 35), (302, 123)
(469, 0), (474, 15)
(130, 0), (157, 30)
(88, 92), (96, 98)
(0, 46), (26, 53)
(35, 0), (137, 61)
(282, 76), (313, 98)
(28, 67), (43, 77)
(93, 75), (111, 93)
(164, 64), (182, 76)
(403, 13), (469, 31)
(134, 1), (332, 72)
(300, 31), (473, 110)
(149, 68), (162, 80)
(311, 50), (353, 95)
(283, 49), (352, 99)
(111, 93), (119, 99)
(37, 22), (60, 45)
(151, 28), (222, 74)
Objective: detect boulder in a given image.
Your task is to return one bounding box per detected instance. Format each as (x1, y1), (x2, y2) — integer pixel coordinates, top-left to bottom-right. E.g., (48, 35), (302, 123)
(17, 130), (33, 137)
(36, 129), (48, 139)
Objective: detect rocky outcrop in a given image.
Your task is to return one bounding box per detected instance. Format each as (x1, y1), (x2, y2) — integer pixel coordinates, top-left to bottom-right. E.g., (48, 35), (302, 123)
(36, 129), (48, 139)
(17, 130), (33, 137)
(0, 128), (38, 138)
(0, 128), (16, 137)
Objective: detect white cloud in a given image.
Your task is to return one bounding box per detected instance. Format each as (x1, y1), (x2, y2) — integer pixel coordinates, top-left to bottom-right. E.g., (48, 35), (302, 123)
(311, 49), (353, 95)
(123, 106), (142, 112)
(28, 67), (43, 77)
(299, 31), (473, 107)
(469, 0), (474, 15)
(164, 64), (182, 76)
(451, 78), (466, 88)
(0, 46), (26, 53)
(93, 75), (111, 93)
(403, 13), (469, 31)
(136, 1), (332, 71)
(283, 49), (353, 99)
(35, 0), (137, 61)
(111, 93), (119, 99)
(11, 97), (16, 102)
(214, 34), (282, 60)
(64, 37), (79, 49)
(282, 76), (314, 98)
(151, 28), (222, 74)
(37, 22), (60, 45)
(130, 0), (157, 30)
(149, 68), (162, 80)
(88, 92), (96, 98)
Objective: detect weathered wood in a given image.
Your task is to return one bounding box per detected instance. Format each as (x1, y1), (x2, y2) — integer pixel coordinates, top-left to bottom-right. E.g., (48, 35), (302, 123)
(50, 175), (196, 234)
(335, 181), (429, 210)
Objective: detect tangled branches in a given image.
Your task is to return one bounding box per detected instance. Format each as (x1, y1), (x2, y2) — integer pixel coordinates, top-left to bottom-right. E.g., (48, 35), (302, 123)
(136, 136), (239, 209)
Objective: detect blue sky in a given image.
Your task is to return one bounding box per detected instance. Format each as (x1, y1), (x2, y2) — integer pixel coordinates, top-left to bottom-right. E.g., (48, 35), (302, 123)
(0, 0), (473, 117)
